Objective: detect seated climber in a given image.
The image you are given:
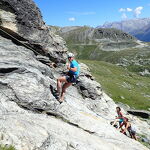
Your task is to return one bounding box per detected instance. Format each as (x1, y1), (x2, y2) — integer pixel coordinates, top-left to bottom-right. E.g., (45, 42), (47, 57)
(56, 53), (80, 103)
(112, 107), (124, 128)
(119, 118), (137, 140)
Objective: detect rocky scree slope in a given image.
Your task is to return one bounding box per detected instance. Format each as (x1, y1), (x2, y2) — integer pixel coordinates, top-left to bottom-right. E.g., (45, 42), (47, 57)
(0, 0), (150, 150)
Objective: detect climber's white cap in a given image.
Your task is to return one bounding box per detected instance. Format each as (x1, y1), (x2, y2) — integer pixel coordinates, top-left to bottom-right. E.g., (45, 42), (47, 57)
(67, 52), (74, 58)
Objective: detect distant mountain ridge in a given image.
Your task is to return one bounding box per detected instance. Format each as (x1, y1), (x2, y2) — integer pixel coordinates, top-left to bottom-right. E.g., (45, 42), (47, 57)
(100, 18), (150, 42)
(51, 25), (138, 50)
(50, 25), (150, 76)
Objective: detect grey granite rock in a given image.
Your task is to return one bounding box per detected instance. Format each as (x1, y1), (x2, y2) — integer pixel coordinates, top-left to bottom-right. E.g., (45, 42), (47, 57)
(0, 0), (150, 149)
(0, 35), (149, 150)
(127, 109), (150, 118)
(0, 0), (67, 63)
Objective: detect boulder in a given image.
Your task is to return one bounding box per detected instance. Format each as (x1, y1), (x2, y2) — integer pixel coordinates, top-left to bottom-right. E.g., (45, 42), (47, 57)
(0, 0), (67, 63)
(127, 109), (150, 119)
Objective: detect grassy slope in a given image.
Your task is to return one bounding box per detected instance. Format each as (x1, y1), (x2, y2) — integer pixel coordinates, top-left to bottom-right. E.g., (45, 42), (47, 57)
(0, 145), (15, 150)
(57, 26), (150, 74)
(68, 44), (150, 75)
(80, 60), (150, 110)
(61, 27), (150, 109)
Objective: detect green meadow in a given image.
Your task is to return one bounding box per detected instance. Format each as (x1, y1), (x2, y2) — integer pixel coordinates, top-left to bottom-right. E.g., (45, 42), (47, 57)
(80, 60), (150, 110)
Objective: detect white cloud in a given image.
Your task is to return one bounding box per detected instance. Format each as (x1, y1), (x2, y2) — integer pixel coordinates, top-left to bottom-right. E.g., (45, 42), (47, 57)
(122, 13), (127, 19)
(119, 8), (126, 12)
(119, 8), (130, 19)
(68, 17), (75, 21)
(134, 7), (143, 18)
(119, 7), (143, 19)
(66, 11), (96, 15)
(127, 8), (132, 12)
(119, 8), (132, 12)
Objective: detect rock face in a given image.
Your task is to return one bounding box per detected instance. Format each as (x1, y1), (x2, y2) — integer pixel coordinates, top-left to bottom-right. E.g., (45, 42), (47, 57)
(0, 0), (67, 63)
(0, 36), (150, 150)
(0, 0), (150, 150)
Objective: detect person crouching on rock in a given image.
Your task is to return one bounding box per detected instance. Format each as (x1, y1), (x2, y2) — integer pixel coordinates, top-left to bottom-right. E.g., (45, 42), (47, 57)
(119, 118), (137, 140)
(57, 53), (80, 103)
(112, 107), (124, 128)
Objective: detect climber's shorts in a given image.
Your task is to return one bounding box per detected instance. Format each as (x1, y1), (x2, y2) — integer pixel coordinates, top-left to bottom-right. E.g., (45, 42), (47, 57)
(66, 73), (78, 83)
(128, 129), (136, 136)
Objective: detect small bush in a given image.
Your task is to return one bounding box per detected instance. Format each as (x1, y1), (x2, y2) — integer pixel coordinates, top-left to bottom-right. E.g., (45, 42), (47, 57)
(0, 145), (16, 150)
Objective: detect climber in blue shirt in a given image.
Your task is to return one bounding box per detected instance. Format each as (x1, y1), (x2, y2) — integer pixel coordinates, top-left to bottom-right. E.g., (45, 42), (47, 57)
(57, 53), (80, 103)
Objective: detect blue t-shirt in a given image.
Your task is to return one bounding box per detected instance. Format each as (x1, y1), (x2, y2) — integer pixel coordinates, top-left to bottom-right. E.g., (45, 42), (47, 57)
(69, 60), (80, 76)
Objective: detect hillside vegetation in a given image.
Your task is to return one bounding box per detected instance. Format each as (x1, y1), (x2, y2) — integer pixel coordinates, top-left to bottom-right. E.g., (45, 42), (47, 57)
(0, 145), (15, 150)
(54, 25), (150, 110)
(69, 45), (150, 76)
(80, 60), (150, 110)
(53, 25), (150, 76)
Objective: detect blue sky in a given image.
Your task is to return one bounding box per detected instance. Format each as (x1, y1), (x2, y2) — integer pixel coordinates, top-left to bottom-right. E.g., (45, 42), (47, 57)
(33, 0), (150, 27)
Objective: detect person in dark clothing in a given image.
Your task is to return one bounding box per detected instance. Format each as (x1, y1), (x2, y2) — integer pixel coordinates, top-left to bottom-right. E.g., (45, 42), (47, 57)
(120, 118), (137, 140)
